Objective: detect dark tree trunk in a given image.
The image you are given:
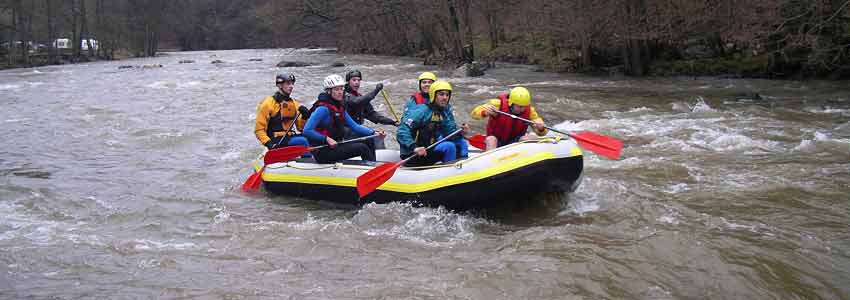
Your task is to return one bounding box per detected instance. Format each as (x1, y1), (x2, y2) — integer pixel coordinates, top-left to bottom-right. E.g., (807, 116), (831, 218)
(81, 0), (94, 57)
(446, 0), (464, 63)
(72, 0), (81, 59)
(46, 0), (57, 63)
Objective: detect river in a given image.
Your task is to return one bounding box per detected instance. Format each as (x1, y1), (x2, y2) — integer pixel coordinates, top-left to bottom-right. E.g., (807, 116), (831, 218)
(1, 48), (848, 299)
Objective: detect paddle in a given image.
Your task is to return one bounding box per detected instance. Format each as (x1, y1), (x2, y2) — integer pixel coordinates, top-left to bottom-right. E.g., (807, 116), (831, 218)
(379, 89), (401, 123)
(264, 133), (381, 165)
(491, 109), (622, 159)
(465, 134), (487, 150)
(241, 110), (302, 192)
(356, 128), (463, 198)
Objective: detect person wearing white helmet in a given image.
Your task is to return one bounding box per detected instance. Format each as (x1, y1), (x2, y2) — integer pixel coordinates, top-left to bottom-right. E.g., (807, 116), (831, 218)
(470, 86), (547, 150)
(303, 74), (386, 163)
(254, 71), (311, 150)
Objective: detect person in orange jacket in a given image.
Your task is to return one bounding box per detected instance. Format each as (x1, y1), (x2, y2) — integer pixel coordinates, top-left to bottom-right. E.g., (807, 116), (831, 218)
(254, 72), (310, 150)
(470, 87), (548, 150)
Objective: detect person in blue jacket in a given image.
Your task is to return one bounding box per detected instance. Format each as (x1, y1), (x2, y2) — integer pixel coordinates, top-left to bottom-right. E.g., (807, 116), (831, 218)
(397, 80), (469, 167)
(303, 74), (385, 164)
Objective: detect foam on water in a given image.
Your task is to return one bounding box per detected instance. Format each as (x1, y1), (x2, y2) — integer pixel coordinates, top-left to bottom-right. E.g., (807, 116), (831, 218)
(129, 239), (197, 251)
(354, 202), (477, 247)
(0, 84), (21, 90)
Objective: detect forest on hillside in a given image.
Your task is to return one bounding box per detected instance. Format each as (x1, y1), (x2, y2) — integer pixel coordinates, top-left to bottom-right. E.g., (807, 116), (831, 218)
(2, 0), (849, 78)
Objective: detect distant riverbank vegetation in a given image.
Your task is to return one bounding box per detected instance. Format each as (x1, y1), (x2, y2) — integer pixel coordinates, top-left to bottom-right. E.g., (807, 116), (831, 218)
(2, 0), (848, 79)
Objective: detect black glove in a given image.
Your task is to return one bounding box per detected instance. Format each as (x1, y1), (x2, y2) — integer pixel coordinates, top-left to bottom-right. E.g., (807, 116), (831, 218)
(374, 83), (383, 92)
(298, 105), (310, 119)
(264, 140), (276, 149)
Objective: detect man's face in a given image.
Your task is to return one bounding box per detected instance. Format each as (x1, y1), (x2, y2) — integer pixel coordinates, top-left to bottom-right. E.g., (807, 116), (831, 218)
(330, 86), (345, 101)
(277, 81), (294, 94)
(510, 104), (528, 115)
(348, 77), (361, 90)
(420, 79), (434, 93)
(434, 90), (450, 107)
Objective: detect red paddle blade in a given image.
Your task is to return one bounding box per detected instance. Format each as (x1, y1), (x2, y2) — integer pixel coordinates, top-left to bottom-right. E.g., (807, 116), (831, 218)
(264, 145), (310, 165)
(356, 162), (403, 198)
(240, 169), (263, 192)
(569, 131), (623, 160)
(467, 134), (487, 150)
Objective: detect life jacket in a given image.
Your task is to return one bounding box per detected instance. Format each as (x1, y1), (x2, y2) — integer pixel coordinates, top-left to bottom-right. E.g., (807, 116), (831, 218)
(344, 86), (368, 124)
(413, 107), (444, 147)
(309, 95), (346, 141)
(266, 92), (300, 139)
(486, 93), (530, 144)
(410, 92), (428, 105)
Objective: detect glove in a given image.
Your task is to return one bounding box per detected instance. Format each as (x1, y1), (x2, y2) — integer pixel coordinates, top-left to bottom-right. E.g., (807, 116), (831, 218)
(298, 105), (311, 119)
(374, 83), (383, 92)
(264, 140), (276, 149)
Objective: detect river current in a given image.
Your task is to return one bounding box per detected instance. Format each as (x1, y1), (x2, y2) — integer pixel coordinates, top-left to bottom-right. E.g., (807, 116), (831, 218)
(1, 48), (848, 299)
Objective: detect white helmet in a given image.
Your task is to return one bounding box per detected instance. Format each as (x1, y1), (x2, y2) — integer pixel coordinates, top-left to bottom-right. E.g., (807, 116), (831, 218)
(323, 74), (345, 89)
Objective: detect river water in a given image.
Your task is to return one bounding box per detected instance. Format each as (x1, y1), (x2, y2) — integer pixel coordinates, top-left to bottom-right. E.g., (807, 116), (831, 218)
(1, 49), (848, 299)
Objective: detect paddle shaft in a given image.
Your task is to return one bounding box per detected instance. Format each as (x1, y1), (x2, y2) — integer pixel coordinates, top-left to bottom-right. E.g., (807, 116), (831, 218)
(313, 133), (381, 151)
(379, 89), (400, 123)
(401, 128), (464, 164)
(271, 109), (302, 149)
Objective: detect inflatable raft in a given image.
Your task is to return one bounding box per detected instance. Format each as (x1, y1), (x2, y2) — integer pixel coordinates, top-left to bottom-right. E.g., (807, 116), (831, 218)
(251, 137), (583, 210)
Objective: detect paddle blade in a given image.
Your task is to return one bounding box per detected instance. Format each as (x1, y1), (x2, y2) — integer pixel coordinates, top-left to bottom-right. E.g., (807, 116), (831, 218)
(356, 162), (403, 198)
(569, 131), (623, 160)
(467, 134), (487, 150)
(264, 145), (310, 165)
(240, 169), (263, 192)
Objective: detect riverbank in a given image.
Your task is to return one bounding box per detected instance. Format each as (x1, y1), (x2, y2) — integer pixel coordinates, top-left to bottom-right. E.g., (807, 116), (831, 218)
(0, 50), (134, 70)
(442, 34), (850, 80)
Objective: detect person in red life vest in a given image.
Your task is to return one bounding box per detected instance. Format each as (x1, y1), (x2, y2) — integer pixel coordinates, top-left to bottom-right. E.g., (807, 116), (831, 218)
(254, 71), (310, 150)
(303, 74), (386, 164)
(343, 69), (396, 151)
(470, 87), (548, 150)
(404, 71), (437, 110)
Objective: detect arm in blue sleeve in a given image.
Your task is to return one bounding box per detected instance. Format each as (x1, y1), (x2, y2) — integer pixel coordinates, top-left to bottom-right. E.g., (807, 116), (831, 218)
(345, 112), (375, 137)
(396, 107), (422, 149)
(303, 107), (329, 143)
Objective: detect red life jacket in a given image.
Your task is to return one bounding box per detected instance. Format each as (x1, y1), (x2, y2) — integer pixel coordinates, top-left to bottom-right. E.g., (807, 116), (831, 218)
(410, 92), (428, 105)
(486, 93), (530, 144)
(309, 97), (346, 140)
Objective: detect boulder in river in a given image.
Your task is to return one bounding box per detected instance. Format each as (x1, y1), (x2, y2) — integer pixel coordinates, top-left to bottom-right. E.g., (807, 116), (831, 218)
(276, 61), (312, 67)
(248, 58), (263, 62)
(330, 62), (345, 67)
(211, 60), (225, 64)
(453, 61), (489, 77)
(179, 60), (195, 64)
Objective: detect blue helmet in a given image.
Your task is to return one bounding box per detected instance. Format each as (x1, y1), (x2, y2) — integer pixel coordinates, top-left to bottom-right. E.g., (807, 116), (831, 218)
(275, 72), (296, 84)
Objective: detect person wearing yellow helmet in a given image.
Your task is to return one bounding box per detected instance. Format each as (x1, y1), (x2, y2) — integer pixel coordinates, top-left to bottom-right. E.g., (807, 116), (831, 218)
(405, 71), (438, 110)
(397, 80), (470, 166)
(470, 86), (547, 150)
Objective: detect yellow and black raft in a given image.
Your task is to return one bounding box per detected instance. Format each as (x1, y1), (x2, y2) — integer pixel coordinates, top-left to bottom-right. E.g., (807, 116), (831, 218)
(250, 137), (583, 210)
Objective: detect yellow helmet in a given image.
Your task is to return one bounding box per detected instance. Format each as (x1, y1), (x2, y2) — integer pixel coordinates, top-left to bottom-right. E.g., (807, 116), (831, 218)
(428, 80), (452, 103)
(508, 87), (531, 106)
(418, 72), (437, 82)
